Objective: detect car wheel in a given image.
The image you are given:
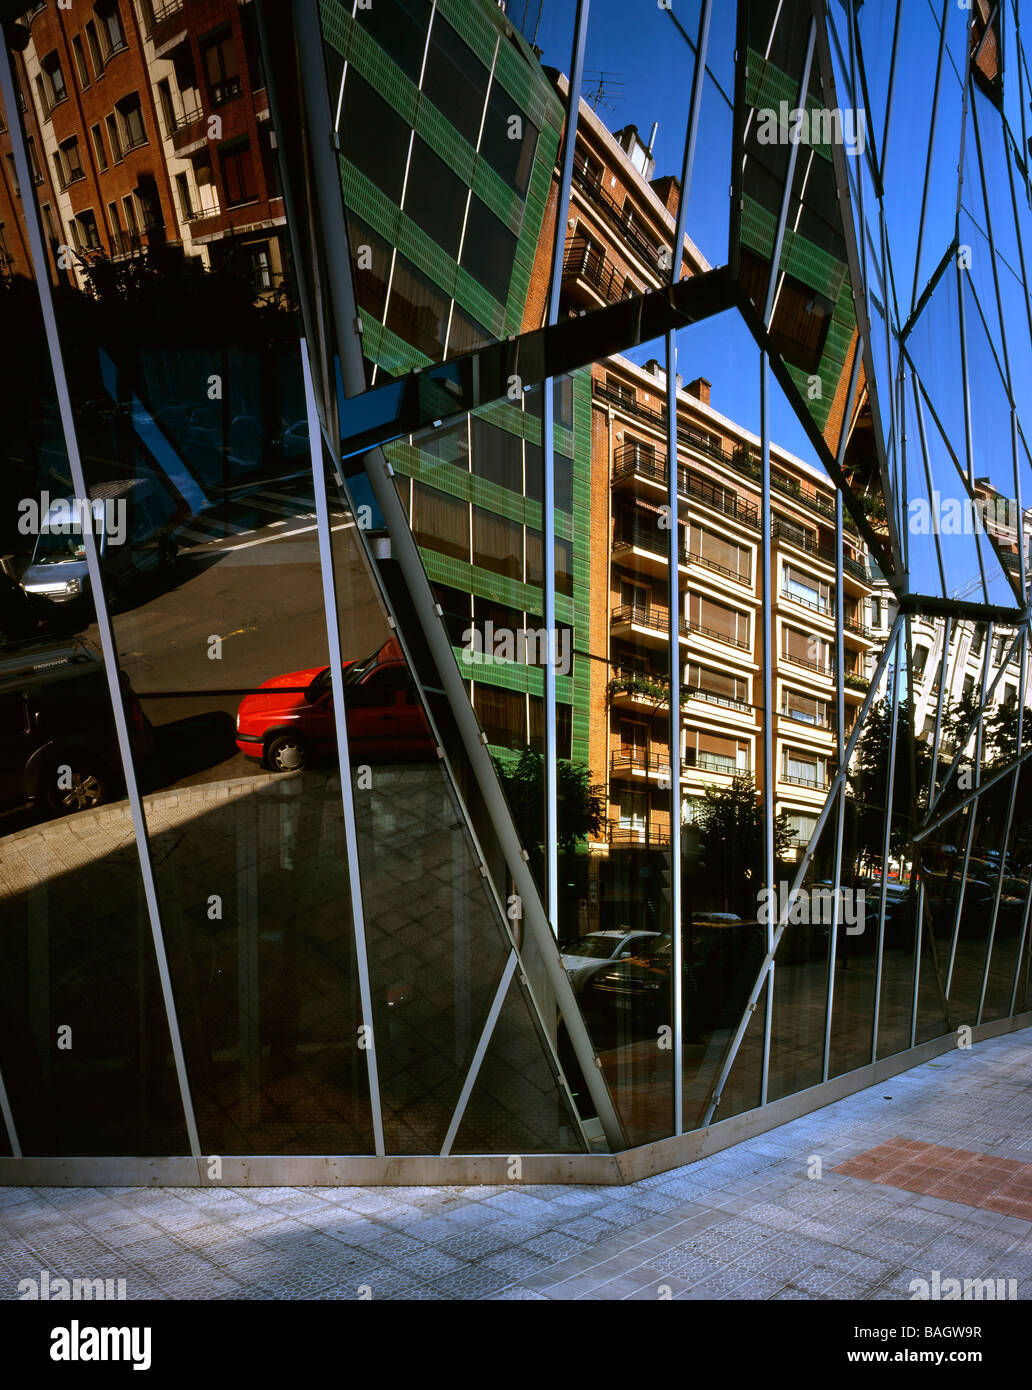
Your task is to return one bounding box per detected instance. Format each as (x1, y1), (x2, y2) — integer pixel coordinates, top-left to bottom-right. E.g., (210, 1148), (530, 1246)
(42, 759), (111, 815)
(265, 733), (308, 772)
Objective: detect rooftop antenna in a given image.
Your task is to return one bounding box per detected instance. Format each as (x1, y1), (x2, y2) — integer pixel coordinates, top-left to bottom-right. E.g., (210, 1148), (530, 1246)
(582, 70), (624, 113)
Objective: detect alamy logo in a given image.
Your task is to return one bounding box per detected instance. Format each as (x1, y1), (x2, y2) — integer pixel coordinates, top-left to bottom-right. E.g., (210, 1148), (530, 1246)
(17, 492), (127, 546)
(755, 100), (866, 155)
(909, 1270), (1017, 1301)
(18, 1270), (127, 1300)
(758, 881), (865, 932)
(461, 621), (571, 677)
(908, 491), (1020, 537)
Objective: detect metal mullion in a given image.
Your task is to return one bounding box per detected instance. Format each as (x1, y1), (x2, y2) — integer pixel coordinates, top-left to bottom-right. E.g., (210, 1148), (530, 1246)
(0, 41), (202, 1165)
(927, 617), (953, 803)
(663, 0), (711, 1137)
(300, 340), (384, 1155)
(290, 0), (626, 1150)
(909, 0), (951, 319)
(762, 18), (816, 330)
(977, 627), (1026, 1023)
(440, 952), (517, 1156)
(820, 485), (848, 1083)
(0, 1064), (19, 1158)
(760, 352), (774, 1106)
(879, 0), (904, 183)
(871, 622), (903, 1062)
(922, 624), (1024, 822)
(942, 624), (993, 1000)
(910, 371), (949, 597)
(702, 612), (905, 1125)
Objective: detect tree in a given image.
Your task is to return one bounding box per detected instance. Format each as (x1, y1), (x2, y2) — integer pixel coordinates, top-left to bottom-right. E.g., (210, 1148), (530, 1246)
(695, 774), (793, 916)
(492, 747), (605, 875)
(847, 696), (932, 868)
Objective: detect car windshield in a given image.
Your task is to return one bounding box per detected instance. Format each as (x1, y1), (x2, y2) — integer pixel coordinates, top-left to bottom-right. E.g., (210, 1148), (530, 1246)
(306, 648), (380, 701)
(567, 936), (629, 960)
(33, 525), (94, 563)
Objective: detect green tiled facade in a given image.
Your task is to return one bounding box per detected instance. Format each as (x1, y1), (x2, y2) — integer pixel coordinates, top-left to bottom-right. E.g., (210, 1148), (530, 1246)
(321, 0), (591, 763)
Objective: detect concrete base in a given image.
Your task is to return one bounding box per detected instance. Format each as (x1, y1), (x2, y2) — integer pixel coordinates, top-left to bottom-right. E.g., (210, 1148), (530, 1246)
(2, 1015), (1028, 1187)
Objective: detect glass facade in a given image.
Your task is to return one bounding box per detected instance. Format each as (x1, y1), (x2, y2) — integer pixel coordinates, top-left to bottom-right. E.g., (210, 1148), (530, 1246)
(0, 0), (1029, 1179)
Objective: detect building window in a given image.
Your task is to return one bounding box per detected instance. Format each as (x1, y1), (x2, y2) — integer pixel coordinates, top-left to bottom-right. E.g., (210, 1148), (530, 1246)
(470, 417), (523, 494)
(473, 685), (525, 751)
(783, 750), (824, 787)
(411, 481), (469, 561)
(473, 507), (522, 580)
(459, 197), (516, 305)
(202, 27), (242, 106)
(85, 22), (104, 76)
(686, 663), (748, 707)
(25, 137), (41, 184)
(248, 242), (272, 292)
(6, 153), (19, 198)
(55, 138), (84, 189)
(782, 688), (827, 725)
(785, 811), (818, 846)
(173, 173), (193, 222)
(41, 53), (67, 110)
(41, 203), (58, 243)
(692, 527), (752, 582)
(479, 81), (538, 197)
(420, 15), (489, 145)
(72, 36), (91, 88)
(90, 124), (107, 172)
(338, 70), (410, 205)
(72, 210), (102, 252)
(117, 94), (147, 150)
(401, 136), (466, 259)
(356, 0), (430, 82)
(783, 562), (831, 611)
(106, 114), (122, 162)
(384, 255), (450, 361)
(218, 139), (257, 206)
(95, 1), (127, 58)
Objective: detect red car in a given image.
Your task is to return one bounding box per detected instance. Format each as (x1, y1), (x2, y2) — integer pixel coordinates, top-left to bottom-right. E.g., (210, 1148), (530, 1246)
(235, 638), (434, 771)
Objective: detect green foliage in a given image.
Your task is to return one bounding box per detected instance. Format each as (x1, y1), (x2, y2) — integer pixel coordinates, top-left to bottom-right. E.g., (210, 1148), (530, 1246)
(492, 747), (605, 859)
(695, 773), (794, 915)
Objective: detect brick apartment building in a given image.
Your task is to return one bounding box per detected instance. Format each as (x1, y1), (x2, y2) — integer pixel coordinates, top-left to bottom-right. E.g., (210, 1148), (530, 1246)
(1, 0), (285, 295)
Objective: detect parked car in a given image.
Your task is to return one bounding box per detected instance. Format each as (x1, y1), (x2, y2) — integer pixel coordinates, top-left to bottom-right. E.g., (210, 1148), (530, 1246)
(580, 918), (765, 1045)
(20, 477), (183, 605)
(0, 637), (154, 817)
(235, 638), (433, 771)
(0, 572), (59, 645)
(560, 929), (660, 992)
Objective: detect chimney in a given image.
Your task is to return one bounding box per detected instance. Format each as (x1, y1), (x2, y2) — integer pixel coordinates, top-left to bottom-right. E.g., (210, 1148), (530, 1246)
(686, 377), (711, 407)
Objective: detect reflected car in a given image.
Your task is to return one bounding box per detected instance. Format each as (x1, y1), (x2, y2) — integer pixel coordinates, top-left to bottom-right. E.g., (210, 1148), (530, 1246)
(235, 638), (433, 772)
(560, 929), (660, 992)
(0, 637), (154, 817)
(580, 919), (765, 1045)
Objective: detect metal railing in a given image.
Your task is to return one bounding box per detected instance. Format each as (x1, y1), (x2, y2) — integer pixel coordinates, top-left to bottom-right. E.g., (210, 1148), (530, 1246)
(683, 616), (750, 650)
(611, 750), (673, 778)
(608, 820), (673, 848)
(684, 750), (743, 775)
(571, 163), (667, 273)
(563, 237), (634, 304)
(613, 520), (689, 563)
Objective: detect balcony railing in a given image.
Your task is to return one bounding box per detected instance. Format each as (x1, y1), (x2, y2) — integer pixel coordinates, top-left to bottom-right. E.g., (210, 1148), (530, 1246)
(148, 0), (186, 25)
(611, 750), (672, 778)
(781, 771), (829, 789)
(611, 602), (684, 636)
(593, 378), (860, 535)
(683, 616), (750, 651)
(688, 550), (752, 584)
(563, 237), (632, 305)
(612, 445), (762, 532)
(571, 163), (667, 273)
(608, 820), (673, 848)
(781, 649), (833, 675)
(781, 583), (833, 616)
(163, 99), (204, 138)
(613, 521), (689, 563)
(683, 750), (743, 775)
(781, 707), (833, 728)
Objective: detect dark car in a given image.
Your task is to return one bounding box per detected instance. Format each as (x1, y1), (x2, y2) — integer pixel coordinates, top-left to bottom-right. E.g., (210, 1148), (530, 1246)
(0, 571), (59, 645)
(580, 917), (765, 1046)
(0, 637), (154, 817)
(235, 637), (434, 772)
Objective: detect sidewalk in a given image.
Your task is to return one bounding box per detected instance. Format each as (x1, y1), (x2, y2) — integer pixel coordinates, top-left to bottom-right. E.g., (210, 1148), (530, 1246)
(1, 1029), (1030, 1301)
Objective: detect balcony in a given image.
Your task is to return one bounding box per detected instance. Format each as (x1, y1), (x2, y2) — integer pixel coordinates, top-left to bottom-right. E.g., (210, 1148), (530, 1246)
(688, 549), (752, 585)
(563, 238), (633, 308)
(611, 444), (761, 532)
(613, 519), (688, 565)
(594, 378), (860, 536)
(683, 750), (744, 776)
(780, 771), (830, 790)
(571, 163), (667, 274)
(611, 602), (686, 639)
(608, 671), (753, 715)
(611, 750), (672, 780)
(608, 820), (672, 848)
(683, 616), (750, 651)
(781, 649), (834, 676)
(163, 99), (204, 140)
(780, 583), (833, 618)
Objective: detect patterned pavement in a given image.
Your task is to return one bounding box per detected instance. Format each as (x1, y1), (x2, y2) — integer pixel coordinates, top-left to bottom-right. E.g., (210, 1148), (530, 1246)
(1, 1029), (1030, 1301)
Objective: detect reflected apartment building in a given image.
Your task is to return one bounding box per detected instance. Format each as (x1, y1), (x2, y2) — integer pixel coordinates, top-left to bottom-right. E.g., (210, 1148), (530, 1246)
(2, 0), (285, 295)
